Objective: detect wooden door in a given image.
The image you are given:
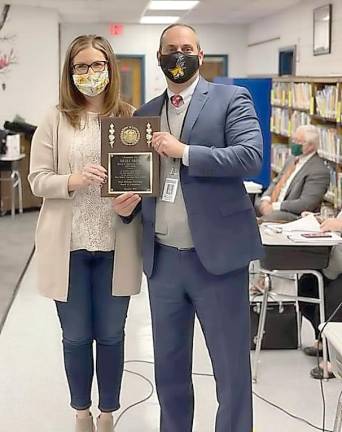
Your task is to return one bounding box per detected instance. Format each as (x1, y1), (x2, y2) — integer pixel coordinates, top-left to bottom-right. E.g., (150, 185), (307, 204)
(117, 56), (144, 109)
(200, 55), (228, 82)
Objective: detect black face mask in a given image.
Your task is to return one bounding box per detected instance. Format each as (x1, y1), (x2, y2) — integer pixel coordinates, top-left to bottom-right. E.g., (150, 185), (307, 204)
(159, 51), (200, 84)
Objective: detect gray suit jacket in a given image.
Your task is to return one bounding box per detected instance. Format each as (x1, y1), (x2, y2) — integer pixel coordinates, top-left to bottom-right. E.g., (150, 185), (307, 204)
(262, 154), (330, 218)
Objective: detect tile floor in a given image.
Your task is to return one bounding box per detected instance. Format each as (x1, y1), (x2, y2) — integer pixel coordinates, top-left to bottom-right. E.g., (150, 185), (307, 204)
(0, 260), (341, 432)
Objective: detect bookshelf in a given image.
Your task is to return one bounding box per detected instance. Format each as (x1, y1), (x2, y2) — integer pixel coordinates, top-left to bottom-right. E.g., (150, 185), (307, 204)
(271, 77), (342, 212)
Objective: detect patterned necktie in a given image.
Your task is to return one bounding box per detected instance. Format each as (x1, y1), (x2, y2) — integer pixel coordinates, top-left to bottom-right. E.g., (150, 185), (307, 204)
(271, 157), (299, 203)
(170, 94), (184, 108)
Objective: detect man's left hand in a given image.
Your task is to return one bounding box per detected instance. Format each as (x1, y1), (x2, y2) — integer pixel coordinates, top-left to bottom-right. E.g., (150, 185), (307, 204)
(152, 132), (186, 158)
(259, 201), (273, 216)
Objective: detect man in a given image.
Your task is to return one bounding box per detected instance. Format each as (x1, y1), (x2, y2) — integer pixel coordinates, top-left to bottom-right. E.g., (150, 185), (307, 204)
(258, 124), (330, 222)
(114, 24), (263, 432)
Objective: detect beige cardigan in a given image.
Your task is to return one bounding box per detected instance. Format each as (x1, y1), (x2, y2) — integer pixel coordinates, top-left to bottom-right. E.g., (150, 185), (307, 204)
(28, 107), (142, 301)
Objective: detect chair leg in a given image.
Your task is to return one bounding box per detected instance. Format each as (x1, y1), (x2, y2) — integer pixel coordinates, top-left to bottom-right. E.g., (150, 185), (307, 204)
(17, 171), (23, 214)
(252, 273), (270, 383)
(313, 270), (329, 380)
(294, 273), (302, 349)
(10, 171), (15, 218)
(296, 306), (303, 349)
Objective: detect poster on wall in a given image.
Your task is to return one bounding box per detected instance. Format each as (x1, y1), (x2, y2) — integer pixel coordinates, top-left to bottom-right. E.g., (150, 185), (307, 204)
(313, 4), (332, 56)
(0, 4), (16, 91)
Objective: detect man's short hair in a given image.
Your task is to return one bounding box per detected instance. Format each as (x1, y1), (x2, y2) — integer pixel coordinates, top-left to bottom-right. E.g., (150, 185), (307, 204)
(159, 23), (201, 51)
(296, 125), (320, 149)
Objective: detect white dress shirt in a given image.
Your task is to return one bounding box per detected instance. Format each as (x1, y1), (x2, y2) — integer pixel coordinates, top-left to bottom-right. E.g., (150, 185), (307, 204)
(262, 152), (316, 210)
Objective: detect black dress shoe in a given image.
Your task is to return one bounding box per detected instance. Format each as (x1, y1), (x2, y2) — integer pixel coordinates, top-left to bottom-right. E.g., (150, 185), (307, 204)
(310, 366), (335, 379)
(303, 346), (323, 357)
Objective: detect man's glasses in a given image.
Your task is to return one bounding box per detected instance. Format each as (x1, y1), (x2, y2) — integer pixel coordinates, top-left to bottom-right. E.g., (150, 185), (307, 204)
(72, 61), (108, 75)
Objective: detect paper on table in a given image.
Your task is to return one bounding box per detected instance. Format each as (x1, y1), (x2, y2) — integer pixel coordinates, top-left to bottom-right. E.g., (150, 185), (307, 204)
(281, 214), (321, 232)
(244, 181), (263, 194)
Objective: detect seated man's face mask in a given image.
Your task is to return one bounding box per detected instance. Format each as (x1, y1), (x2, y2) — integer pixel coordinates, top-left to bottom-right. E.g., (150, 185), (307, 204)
(290, 142), (304, 156)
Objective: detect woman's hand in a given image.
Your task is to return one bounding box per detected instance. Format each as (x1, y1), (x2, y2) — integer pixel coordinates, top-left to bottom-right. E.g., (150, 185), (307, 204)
(68, 164), (107, 191)
(113, 192), (141, 217)
(320, 218), (342, 233)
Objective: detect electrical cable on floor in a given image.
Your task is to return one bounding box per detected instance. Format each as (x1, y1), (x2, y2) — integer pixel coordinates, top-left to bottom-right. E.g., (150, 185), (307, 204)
(113, 368), (155, 429)
(252, 390), (333, 432)
(116, 359), (335, 431)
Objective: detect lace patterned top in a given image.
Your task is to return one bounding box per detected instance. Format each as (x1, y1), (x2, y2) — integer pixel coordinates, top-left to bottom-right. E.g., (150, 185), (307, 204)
(70, 113), (116, 252)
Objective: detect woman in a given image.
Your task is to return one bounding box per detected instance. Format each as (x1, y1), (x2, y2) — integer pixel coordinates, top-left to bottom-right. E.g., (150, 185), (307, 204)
(29, 35), (142, 432)
(299, 212), (342, 379)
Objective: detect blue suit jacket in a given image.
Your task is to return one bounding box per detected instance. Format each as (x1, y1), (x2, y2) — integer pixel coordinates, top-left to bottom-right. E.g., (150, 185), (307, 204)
(134, 77), (264, 277)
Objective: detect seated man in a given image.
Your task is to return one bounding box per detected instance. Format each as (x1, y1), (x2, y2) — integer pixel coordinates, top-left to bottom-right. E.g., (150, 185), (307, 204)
(257, 125), (330, 222)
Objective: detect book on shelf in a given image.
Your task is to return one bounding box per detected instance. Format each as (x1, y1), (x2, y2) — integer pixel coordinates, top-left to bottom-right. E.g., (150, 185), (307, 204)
(315, 85), (339, 120)
(317, 126), (342, 163)
(290, 111), (311, 132)
(271, 107), (290, 136)
(325, 161), (338, 205)
(290, 82), (312, 110)
(337, 173), (342, 208)
(271, 144), (290, 172)
(271, 82), (289, 106)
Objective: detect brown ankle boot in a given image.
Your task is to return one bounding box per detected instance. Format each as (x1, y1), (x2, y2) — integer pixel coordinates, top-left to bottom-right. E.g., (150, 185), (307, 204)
(97, 414), (114, 432)
(75, 414), (95, 432)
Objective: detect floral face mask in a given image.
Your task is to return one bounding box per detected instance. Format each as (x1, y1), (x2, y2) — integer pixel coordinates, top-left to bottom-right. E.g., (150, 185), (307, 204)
(72, 70), (109, 97)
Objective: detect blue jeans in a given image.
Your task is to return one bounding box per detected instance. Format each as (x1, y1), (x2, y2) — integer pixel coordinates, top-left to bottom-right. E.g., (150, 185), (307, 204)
(55, 250), (130, 412)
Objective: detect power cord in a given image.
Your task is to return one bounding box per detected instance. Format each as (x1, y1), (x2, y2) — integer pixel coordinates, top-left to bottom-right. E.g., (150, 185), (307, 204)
(113, 367), (155, 429)
(252, 390), (333, 432)
(115, 359), (335, 431)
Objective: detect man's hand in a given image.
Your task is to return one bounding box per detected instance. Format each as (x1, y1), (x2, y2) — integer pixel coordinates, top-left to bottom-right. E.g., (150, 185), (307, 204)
(152, 132), (186, 158)
(113, 192), (141, 217)
(259, 201), (273, 216)
(320, 218), (342, 233)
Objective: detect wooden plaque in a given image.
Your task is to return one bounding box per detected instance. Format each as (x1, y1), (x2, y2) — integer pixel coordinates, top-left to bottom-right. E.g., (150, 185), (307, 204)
(101, 116), (160, 197)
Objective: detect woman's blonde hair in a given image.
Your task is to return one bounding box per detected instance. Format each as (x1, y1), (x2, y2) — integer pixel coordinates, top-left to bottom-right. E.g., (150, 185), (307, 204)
(59, 35), (132, 128)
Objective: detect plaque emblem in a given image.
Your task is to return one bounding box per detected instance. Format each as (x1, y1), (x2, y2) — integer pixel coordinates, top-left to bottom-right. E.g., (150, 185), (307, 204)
(108, 123), (115, 148)
(146, 123), (153, 147)
(120, 126), (140, 146)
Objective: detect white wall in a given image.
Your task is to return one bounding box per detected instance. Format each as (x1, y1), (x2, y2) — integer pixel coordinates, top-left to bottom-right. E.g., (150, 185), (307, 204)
(2, 0), (341, 130)
(61, 23), (248, 101)
(247, 0), (342, 76)
(0, 4), (59, 127)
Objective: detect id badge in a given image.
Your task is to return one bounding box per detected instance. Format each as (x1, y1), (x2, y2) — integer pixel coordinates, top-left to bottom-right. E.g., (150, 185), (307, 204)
(161, 178), (179, 203)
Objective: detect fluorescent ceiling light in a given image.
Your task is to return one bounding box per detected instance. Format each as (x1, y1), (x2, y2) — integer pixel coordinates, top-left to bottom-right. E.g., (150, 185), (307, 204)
(148, 1), (199, 11)
(140, 16), (180, 24)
